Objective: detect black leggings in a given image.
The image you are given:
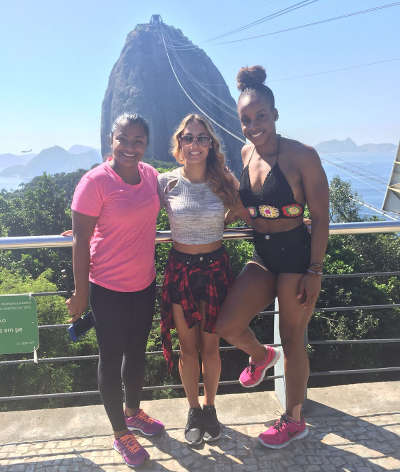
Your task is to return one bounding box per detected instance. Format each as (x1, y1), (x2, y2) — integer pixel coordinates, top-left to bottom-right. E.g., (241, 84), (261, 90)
(90, 280), (155, 432)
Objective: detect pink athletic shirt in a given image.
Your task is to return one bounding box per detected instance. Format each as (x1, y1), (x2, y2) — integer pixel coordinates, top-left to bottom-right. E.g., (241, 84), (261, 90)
(71, 161), (160, 292)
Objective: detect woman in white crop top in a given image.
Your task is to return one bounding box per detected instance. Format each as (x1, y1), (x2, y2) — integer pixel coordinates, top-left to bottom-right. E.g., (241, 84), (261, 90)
(158, 114), (248, 445)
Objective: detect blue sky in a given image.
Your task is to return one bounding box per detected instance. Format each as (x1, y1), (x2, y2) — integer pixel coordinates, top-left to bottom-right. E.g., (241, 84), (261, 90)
(1, 0), (399, 154)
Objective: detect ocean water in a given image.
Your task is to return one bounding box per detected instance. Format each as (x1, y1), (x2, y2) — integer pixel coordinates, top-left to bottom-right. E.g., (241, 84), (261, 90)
(0, 176), (29, 191)
(0, 151), (397, 218)
(320, 151), (397, 218)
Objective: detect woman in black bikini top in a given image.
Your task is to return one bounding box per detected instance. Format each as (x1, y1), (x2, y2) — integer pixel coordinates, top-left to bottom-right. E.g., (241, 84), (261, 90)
(216, 65), (329, 450)
(239, 135), (304, 220)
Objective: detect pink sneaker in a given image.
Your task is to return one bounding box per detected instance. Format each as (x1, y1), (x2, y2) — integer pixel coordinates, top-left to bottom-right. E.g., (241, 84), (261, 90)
(113, 432), (149, 468)
(125, 408), (164, 436)
(239, 345), (280, 388)
(258, 414), (308, 449)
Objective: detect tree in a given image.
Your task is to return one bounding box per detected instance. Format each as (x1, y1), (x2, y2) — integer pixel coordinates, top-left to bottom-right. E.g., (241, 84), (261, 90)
(308, 176), (400, 383)
(329, 176), (361, 223)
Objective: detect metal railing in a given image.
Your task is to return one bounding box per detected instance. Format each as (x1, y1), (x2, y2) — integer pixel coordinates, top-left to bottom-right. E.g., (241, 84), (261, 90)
(1, 221), (400, 250)
(1, 220), (400, 405)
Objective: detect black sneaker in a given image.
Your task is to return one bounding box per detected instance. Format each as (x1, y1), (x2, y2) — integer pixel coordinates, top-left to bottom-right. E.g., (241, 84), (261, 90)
(185, 407), (204, 445)
(202, 405), (221, 442)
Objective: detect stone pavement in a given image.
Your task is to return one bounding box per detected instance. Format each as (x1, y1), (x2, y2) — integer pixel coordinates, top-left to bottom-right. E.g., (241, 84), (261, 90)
(0, 382), (399, 471)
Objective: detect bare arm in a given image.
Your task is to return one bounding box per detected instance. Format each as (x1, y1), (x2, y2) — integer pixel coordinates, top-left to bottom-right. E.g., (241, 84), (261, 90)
(66, 210), (98, 321)
(224, 170), (252, 226)
(303, 149), (329, 264)
(297, 149), (329, 306)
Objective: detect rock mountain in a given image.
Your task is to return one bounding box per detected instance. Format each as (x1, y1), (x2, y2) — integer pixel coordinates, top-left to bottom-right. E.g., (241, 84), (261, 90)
(316, 138), (396, 154)
(0, 146), (101, 179)
(101, 15), (244, 174)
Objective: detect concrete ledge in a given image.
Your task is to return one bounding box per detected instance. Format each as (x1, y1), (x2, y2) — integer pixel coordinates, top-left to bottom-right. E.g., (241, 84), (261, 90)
(0, 382), (399, 472)
(1, 381), (399, 444)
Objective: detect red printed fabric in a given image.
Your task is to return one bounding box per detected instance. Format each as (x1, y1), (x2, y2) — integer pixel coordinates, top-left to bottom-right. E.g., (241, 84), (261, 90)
(160, 247), (233, 371)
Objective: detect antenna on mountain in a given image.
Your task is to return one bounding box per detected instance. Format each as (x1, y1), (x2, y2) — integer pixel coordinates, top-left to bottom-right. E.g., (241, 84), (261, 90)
(150, 14), (162, 25)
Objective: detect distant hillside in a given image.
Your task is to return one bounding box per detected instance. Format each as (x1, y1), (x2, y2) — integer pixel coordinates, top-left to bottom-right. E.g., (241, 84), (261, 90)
(0, 146), (101, 178)
(0, 153), (36, 171)
(316, 138), (396, 153)
(358, 143), (397, 153)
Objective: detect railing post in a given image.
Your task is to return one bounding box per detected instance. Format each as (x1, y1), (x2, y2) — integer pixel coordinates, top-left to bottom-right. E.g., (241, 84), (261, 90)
(304, 324), (309, 402)
(274, 297), (286, 409)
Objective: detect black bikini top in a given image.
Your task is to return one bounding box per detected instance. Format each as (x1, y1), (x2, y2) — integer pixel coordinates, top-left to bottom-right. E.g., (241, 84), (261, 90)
(239, 136), (304, 220)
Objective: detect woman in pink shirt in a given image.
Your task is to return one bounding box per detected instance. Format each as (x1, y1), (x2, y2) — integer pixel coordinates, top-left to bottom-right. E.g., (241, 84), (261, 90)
(67, 113), (164, 468)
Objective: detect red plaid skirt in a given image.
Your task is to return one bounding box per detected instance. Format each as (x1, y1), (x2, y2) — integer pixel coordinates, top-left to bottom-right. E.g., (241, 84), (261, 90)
(161, 246), (233, 371)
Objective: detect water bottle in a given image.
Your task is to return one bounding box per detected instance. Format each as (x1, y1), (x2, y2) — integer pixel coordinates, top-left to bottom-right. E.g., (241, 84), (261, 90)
(61, 268), (95, 342)
(68, 311), (95, 342)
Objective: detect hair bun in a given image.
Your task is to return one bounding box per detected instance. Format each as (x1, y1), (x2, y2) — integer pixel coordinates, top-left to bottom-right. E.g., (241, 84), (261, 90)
(236, 65), (267, 91)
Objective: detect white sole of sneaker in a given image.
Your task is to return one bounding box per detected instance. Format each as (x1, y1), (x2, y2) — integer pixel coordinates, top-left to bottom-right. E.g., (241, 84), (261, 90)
(239, 347), (280, 388)
(203, 431), (221, 443)
(257, 426), (309, 449)
(127, 426), (164, 437)
(185, 436), (204, 446)
(185, 428), (204, 446)
(113, 444), (149, 468)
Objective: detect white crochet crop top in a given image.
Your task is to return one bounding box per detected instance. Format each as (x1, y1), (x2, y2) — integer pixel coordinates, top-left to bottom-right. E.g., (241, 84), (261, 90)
(158, 168), (225, 245)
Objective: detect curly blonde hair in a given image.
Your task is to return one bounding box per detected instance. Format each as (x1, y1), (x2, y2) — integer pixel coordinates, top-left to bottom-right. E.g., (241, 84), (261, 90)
(171, 114), (238, 208)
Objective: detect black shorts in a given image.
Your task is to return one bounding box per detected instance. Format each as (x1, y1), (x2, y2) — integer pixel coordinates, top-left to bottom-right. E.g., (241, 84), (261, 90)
(252, 224), (311, 274)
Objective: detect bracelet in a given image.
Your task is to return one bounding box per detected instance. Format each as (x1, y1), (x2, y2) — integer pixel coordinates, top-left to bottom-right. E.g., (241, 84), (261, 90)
(309, 262), (323, 269)
(307, 268), (323, 276)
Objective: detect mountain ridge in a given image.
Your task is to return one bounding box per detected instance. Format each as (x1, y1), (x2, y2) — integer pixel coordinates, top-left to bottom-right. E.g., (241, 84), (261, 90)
(1, 137), (396, 179)
(315, 138), (396, 153)
(0, 146), (101, 178)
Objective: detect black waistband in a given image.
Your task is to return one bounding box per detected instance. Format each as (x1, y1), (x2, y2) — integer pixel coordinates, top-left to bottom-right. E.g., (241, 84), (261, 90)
(253, 224), (307, 242)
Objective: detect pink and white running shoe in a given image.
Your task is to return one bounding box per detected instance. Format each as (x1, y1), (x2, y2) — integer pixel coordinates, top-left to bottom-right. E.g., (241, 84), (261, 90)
(239, 345), (280, 388)
(258, 414), (308, 449)
(125, 409), (164, 436)
(113, 432), (149, 468)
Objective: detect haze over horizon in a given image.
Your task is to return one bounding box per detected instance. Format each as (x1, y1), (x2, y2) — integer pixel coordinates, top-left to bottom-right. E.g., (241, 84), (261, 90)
(1, 1), (399, 154)
(1, 137), (396, 162)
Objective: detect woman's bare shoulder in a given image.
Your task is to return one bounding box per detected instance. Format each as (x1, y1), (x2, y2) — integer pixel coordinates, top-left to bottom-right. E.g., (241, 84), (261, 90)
(282, 137), (321, 167)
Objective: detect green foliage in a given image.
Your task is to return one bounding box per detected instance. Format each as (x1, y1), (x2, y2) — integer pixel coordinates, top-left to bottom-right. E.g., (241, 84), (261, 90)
(144, 158), (176, 171)
(329, 176), (361, 223)
(0, 170), (86, 289)
(0, 268), (97, 411)
(308, 176), (400, 376)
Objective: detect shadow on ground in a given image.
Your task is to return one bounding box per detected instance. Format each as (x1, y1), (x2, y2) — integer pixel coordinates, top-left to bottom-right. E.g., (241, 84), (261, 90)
(0, 400), (399, 471)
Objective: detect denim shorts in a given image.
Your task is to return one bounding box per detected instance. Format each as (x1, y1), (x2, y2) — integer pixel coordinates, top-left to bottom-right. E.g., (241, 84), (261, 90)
(252, 224), (311, 274)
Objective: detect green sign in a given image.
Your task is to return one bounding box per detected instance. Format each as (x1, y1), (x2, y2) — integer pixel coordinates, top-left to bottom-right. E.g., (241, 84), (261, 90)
(0, 295), (39, 355)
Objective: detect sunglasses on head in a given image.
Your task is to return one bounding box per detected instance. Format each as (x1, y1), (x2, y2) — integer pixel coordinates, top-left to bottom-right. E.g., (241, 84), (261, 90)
(179, 134), (212, 146)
